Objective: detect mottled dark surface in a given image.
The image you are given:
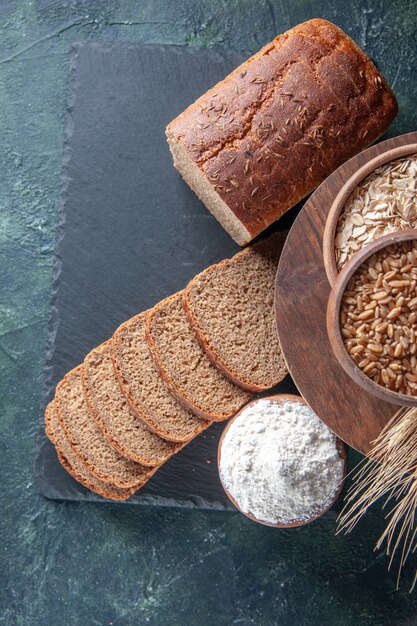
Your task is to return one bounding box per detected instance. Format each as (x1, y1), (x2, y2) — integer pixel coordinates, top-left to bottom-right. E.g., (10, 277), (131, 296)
(2, 1), (417, 624)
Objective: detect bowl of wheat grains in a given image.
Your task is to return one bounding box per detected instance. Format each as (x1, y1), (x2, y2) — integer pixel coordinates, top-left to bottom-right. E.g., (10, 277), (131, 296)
(327, 228), (417, 407)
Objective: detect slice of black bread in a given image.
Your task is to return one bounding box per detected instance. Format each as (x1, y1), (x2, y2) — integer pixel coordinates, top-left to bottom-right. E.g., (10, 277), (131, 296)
(45, 402), (138, 501)
(183, 232), (288, 392)
(145, 292), (252, 421)
(112, 312), (211, 443)
(82, 341), (182, 465)
(55, 366), (154, 489)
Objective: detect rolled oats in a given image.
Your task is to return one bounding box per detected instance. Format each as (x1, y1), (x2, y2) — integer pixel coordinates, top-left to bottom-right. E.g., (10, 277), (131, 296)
(335, 154), (417, 271)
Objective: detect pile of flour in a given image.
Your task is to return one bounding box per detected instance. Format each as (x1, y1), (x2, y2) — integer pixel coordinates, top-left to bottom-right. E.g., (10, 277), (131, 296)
(219, 399), (345, 524)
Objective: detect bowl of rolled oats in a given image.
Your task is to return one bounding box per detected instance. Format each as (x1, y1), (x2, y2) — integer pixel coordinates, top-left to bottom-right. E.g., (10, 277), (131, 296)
(327, 229), (417, 407)
(323, 144), (417, 286)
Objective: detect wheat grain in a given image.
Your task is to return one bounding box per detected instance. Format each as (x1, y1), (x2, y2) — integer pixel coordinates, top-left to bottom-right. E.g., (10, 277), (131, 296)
(340, 240), (417, 396)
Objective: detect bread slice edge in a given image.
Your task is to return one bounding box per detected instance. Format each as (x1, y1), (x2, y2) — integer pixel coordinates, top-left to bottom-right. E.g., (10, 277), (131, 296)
(145, 292), (250, 421)
(111, 314), (211, 443)
(166, 130), (251, 246)
(55, 366), (155, 489)
(82, 340), (182, 466)
(45, 401), (137, 501)
(183, 237), (288, 391)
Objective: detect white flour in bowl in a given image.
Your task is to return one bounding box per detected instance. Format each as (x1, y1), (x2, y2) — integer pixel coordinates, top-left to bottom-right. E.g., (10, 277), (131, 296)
(219, 399), (345, 524)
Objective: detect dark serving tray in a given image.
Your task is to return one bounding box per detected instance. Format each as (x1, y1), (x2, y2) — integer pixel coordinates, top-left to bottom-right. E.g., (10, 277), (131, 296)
(35, 42), (295, 508)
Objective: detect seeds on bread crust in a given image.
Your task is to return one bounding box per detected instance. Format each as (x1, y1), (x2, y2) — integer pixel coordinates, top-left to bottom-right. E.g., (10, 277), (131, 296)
(167, 19), (397, 244)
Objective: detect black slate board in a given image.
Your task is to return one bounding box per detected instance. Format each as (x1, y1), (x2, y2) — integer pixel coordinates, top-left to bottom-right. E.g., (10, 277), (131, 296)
(36, 43), (295, 508)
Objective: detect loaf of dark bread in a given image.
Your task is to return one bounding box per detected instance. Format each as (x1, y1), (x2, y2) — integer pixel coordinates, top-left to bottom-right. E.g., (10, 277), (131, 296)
(166, 18), (398, 245)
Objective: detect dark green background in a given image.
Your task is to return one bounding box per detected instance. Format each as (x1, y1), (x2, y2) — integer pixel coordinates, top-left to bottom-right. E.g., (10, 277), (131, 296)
(1, 1), (417, 624)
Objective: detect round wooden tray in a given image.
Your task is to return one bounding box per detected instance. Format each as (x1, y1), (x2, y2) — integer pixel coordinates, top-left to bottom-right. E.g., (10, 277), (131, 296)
(275, 131), (417, 454)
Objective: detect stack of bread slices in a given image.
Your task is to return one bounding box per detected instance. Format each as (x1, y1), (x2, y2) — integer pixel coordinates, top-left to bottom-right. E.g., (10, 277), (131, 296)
(45, 232), (288, 500)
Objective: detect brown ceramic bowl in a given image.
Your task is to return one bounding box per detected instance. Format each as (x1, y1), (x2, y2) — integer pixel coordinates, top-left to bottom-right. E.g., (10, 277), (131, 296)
(217, 394), (347, 528)
(327, 229), (417, 407)
(323, 143), (417, 286)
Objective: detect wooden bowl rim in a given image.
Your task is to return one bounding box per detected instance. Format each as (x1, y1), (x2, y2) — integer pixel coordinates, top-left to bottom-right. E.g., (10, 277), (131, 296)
(217, 394), (347, 528)
(327, 228), (417, 407)
(323, 143), (417, 287)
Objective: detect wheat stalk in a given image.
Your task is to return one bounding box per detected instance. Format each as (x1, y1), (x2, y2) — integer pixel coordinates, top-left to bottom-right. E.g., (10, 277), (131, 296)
(337, 407), (417, 590)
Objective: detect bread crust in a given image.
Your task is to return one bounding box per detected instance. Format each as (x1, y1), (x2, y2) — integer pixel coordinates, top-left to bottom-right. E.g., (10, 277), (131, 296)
(45, 402), (139, 500)
(55, 366), (154, 489)
(183, 233), (288, 391)
(145, 293), (251, 421)
(167, 18), (398, 243)
(111, 313), (211, 443)
(183, 276), (261, 393)
(183, 259), (262, 392)
(82, 341), (182, 466)
(55, 449), (135, 501)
